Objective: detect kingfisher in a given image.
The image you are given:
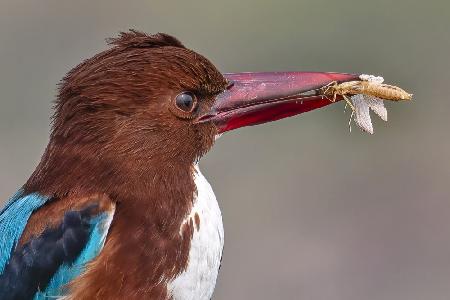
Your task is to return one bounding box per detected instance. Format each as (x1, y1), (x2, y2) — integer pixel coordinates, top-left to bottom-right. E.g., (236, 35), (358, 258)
(0, 30), (358, 299)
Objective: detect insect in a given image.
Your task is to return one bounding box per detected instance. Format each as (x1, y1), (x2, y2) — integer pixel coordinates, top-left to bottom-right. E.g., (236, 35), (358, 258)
(320, 75), (412, 134)
(321, 78), (413, 105)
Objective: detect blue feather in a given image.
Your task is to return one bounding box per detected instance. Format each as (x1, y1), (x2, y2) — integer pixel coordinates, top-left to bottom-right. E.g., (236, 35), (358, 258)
(0, 191), (49, 273)
(34, 211), (114, 299)
(0, 192), (114, 299)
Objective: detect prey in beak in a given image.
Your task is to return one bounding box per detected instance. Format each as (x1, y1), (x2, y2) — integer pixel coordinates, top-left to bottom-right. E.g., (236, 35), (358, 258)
(198, 72), (412, 134)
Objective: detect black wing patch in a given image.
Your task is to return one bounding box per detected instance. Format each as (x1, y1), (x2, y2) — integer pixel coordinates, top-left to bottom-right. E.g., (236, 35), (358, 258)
(0, 205), (98, 300)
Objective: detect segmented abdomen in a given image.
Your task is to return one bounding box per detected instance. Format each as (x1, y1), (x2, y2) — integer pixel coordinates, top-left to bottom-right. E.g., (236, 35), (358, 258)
(359, 82), (412, 101)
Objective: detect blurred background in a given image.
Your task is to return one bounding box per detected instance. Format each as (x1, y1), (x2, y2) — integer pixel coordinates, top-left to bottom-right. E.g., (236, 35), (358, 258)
(1, 0), (449, 299)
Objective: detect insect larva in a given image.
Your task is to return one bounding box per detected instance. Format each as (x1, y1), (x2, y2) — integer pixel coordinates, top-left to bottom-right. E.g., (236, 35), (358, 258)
(322, 80), (413, 102)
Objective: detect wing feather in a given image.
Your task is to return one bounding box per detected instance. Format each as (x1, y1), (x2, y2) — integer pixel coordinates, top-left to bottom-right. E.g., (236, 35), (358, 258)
(0, 193), (115, 299)
(0, 191), (49, 273)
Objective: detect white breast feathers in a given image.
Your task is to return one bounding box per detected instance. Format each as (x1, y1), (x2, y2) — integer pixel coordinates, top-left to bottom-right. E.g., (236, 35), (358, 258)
(167, 165), (224, 300)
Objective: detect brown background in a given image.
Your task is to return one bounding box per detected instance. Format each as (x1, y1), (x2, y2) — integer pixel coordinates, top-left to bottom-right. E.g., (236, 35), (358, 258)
(1, 0), (449, 299)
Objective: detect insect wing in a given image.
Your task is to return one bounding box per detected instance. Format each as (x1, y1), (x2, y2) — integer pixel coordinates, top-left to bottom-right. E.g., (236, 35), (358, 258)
(351, 94), (374, 134)
(364, 95), (388, 121)
(359, 74), (384, 84)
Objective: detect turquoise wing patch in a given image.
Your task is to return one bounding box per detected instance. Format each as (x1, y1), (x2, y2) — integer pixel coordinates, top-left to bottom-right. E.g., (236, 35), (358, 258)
(34, 207), (115, 299)
(0, 192), (115, 299)
(0, 191), (49, 273)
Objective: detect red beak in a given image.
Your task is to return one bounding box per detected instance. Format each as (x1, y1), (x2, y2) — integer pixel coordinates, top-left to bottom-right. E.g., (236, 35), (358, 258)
(197, 72), (359, 133)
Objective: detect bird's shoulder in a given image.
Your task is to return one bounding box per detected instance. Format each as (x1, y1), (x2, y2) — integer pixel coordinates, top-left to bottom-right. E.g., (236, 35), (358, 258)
(20, 193), (114, 246)
(0, 192), (115, 299)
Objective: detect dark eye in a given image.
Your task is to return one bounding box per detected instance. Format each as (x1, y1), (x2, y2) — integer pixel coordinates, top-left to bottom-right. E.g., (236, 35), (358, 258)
(175, 92), (197, 112)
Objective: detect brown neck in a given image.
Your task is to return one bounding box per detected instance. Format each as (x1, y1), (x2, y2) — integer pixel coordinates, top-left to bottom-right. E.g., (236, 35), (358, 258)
(25, 139), (198, 298)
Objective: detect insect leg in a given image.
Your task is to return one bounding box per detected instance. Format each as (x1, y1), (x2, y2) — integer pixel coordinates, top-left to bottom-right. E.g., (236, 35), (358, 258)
(321, 81), (338, 102)
(342, 95), (355, 111)
(348, 106), (355, 133)
(341, 95), (355, 132)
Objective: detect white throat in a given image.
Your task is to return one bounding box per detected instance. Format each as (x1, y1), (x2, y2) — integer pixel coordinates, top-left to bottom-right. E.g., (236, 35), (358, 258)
(167, 165), (224, 300)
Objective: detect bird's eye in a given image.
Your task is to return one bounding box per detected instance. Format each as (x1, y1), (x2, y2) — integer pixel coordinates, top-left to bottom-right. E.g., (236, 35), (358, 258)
(175, 92), (197, 112)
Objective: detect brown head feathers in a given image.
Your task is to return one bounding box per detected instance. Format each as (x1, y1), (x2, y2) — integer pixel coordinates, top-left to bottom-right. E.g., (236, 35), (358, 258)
(106, 30), (186, 49)
(25, 30), (227, 197)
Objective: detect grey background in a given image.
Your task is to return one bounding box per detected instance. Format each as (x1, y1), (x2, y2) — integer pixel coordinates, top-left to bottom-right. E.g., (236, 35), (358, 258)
(1, 0), (450, 299)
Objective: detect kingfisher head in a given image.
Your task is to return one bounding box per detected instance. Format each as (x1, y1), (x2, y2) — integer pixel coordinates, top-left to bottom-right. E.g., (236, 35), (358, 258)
(26, 30), (357, 195)
(52, 31), (228, 166)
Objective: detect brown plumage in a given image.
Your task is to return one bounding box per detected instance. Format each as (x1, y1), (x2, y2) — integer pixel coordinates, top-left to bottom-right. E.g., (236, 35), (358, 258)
(22, 30), (227, 299)
(6, 29), (369, 300)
